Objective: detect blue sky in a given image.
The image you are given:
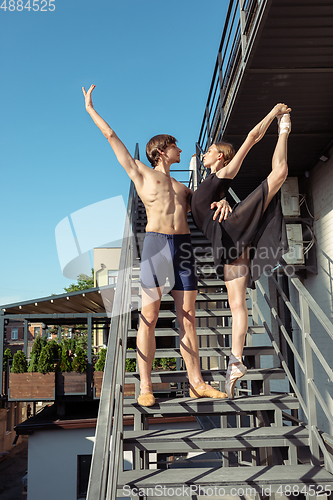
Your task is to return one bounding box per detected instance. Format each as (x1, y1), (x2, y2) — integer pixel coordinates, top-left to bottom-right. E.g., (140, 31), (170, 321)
(0, 0), (228, 305)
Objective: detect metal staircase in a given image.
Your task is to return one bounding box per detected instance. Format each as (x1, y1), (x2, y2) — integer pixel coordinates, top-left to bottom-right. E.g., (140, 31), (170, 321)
(86, 172), (333, 499)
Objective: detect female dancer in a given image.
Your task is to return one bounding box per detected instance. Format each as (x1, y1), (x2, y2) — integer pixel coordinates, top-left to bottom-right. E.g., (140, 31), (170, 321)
(191, 103), (291, 398)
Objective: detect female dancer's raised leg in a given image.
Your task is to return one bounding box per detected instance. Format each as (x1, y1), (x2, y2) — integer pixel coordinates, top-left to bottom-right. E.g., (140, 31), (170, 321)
(223, 113), (291, 398)
(264, 113), (291, 210)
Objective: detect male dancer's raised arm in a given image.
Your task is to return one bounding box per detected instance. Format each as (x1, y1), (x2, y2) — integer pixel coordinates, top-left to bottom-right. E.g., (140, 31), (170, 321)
(82, 84), (145, 189)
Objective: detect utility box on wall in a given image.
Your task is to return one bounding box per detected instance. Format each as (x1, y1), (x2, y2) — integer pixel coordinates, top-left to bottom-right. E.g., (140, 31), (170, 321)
(284, 224), (305, 265)
(281, 177), (300, 217)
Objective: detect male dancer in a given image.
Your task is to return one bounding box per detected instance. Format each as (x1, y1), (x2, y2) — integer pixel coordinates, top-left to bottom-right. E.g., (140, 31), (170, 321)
(82, 85), (231, 406)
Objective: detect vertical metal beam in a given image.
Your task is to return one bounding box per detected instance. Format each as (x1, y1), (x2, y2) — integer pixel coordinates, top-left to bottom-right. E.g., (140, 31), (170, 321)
(239, 0), (247, 63)
(0, 312), (4, 396)
(23, 320), (28, 357)
(217, 50), (225, 139)
(205, 106), (211, 147)
(42, 323), (46, 338)
(300, 294), (320, 465)
(58, 325), (62, 343)
(87, 314), (92, 398)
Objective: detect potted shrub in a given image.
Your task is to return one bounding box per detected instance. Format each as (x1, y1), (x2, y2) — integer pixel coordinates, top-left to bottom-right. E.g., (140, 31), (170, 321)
(3, 348), (12, 393)
(93, 348), (106, 398)
(9, 349), (55, 401)
(3, 348), (12, 372)
(93, 348), (137, 398)
(57, 345), (87, 396)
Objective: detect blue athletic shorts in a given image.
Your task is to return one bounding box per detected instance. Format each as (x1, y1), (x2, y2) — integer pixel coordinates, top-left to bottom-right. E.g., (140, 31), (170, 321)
(140, 232), (197, 291)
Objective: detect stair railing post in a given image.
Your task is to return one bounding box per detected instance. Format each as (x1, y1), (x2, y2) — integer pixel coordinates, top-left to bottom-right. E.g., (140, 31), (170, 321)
(299, 292), (320, 465)
(217, 50), (225, 140)
(205, 106), (211, 148)
(239, 0), (247, 65)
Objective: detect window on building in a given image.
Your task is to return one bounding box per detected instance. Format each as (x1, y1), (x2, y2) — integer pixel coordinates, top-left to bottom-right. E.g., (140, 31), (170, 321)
(108, 270), (118, 285)
(34, 327), (41, 336)
(77, 455), (92, 498)
(11, 328), (18, 340)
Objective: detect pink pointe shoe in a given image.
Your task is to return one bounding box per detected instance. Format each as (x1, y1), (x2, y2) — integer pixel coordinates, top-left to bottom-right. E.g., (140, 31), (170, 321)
(225, 353), (247, 399)
(189, 382), (227, 399)
(277, 113), (291, 136)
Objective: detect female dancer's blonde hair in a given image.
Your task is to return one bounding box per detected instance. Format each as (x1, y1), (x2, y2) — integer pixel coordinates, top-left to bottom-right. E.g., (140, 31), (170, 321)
(214, 141), (235, 166)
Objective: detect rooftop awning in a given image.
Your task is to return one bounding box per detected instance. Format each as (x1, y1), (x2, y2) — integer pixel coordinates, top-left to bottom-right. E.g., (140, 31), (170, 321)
(0, 285), (116, 321)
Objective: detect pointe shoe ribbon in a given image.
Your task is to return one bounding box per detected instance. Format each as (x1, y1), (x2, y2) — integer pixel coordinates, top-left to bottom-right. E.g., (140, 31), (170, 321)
(137, 385), (155, 407)
(225, 353), (247, 399)
(189, 382), (227, 399)
(277, 113), (291, 136)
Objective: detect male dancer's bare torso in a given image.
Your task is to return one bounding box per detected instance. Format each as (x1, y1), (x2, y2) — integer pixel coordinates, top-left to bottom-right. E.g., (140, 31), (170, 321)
(135, 163), (191, 234)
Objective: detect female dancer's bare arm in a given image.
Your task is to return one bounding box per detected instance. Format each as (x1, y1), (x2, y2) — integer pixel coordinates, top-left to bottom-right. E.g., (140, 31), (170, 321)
(82, 85), (145, 188)
(219, 103), (291, 180)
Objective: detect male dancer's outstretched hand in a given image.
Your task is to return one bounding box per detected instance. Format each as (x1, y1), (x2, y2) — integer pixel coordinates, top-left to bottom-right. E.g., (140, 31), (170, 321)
(82, 84), (95, 111)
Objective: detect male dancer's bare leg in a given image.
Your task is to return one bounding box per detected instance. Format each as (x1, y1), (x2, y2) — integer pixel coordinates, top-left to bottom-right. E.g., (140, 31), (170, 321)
(136, 287), (163, 405)
(172, 289), (227, 398)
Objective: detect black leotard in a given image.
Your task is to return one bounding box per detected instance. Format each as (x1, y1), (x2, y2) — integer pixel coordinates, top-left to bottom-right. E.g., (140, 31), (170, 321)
(191, 173), (289, 288)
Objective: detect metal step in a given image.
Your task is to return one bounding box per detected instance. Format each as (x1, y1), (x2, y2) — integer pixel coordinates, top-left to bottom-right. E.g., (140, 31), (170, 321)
(161, 292), (232, 302)
(123, 425), (309, 453)
(118, 465), (333, 498)
(125, 369), (286, 388)
(127, 325), (266, 338)
(131, 309), (252, 320)
(130, 292), (234, 303)
(126, 346), (276, 359)
(197, 279), (225, 287)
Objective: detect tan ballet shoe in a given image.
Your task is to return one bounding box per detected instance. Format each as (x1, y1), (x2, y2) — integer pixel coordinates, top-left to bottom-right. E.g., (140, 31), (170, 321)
(277, 113), (291, 136)
(225, 353), (247, 399)
(189, 382), (227, 399)
(137, 385), (155, 407)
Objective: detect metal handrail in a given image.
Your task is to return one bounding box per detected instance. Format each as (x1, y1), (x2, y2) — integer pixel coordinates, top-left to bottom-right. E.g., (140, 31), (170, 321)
(198, 0), (265, 151)
(86, 158), (139, 500)
(252, 268), (333, 471)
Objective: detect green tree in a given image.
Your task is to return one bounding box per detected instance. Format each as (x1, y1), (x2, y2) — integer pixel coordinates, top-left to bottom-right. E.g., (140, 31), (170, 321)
(3, 348), (12, 372)
(11, 351), (28, 373)
(72, 346), (87, 373)
(47, 339), (61, 363)
(27, 353), (39, 372)
(30, 335), (47, 366)
(37, 345), (55, 374)
(59, 346), (72, 372)
(95, 348), (106, 371)
(64, 270), (94, 293)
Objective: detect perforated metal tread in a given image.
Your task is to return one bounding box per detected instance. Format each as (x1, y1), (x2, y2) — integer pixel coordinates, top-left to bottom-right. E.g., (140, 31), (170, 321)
(123, 425), (309, 452)
(123, 393), (298, 416)
(118, 465), (333, 497)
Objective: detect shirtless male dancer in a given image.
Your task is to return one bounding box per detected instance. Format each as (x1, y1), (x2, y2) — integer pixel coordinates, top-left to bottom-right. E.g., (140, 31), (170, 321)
(82, 84), (231, 406)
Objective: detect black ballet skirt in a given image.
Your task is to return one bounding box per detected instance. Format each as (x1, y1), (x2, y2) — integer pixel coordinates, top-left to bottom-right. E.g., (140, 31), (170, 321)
(190, 173), (289, 288)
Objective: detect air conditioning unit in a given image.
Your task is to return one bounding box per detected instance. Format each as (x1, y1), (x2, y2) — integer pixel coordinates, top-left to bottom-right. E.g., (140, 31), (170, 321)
(284, 224), (305, 265)
(281, 177), (300, 216)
